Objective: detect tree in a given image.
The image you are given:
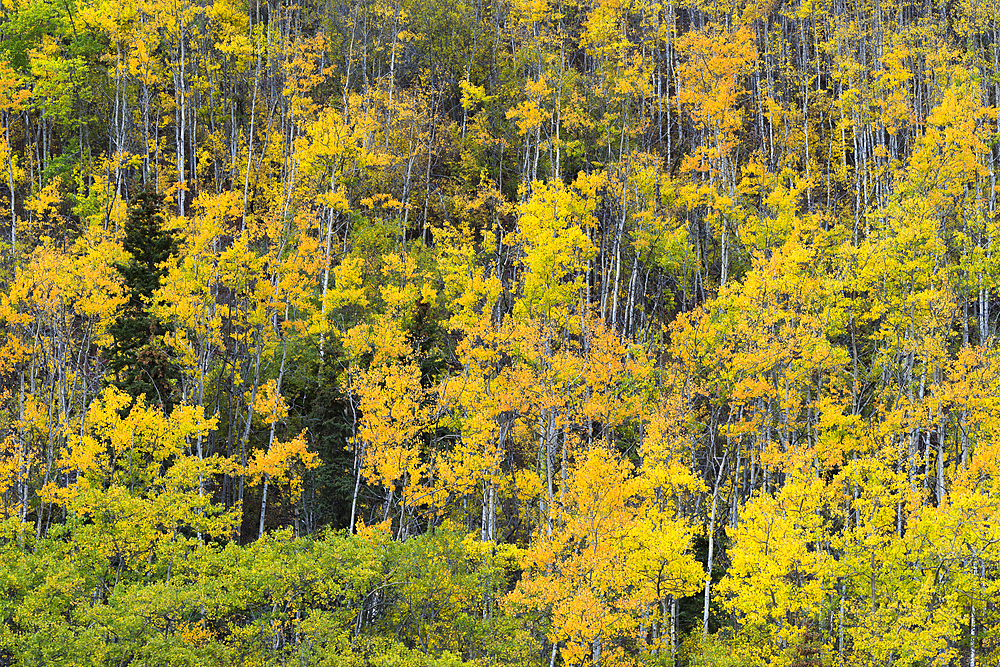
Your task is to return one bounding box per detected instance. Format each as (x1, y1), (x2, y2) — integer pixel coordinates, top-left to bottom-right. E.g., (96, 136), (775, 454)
(107, 187), (180, 409)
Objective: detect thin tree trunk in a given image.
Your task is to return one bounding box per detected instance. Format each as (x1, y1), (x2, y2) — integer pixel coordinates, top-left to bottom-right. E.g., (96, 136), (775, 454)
(703, 449), (728, 636)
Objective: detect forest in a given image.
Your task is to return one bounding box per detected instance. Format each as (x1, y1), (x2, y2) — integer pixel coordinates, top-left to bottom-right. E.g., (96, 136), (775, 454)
(0, 0), (998, 663)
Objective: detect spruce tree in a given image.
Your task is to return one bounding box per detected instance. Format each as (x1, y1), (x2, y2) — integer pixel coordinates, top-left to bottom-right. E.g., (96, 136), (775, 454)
(106, 188), (179, 410)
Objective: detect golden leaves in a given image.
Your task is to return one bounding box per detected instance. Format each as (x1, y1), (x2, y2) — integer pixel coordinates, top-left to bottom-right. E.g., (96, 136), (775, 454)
(512, 447), (702, 667)
(515, 177), (598, 322)
(676, 25), (757, 137)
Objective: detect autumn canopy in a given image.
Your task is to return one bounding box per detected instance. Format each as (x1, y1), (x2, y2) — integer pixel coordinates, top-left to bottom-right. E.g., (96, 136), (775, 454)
(0, 0), (998, 664)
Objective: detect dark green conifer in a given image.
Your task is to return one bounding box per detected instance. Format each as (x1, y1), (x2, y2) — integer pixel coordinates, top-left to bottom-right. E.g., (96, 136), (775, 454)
(106, 188), (179, 410)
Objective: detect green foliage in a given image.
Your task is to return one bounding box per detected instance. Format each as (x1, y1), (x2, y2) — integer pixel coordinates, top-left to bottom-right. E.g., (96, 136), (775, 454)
(0, 523), (530, 666)
(0, 0), (67, 71)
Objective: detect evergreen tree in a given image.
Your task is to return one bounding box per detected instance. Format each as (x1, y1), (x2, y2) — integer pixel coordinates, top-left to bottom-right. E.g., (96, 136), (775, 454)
(106, 188), (179, 409)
